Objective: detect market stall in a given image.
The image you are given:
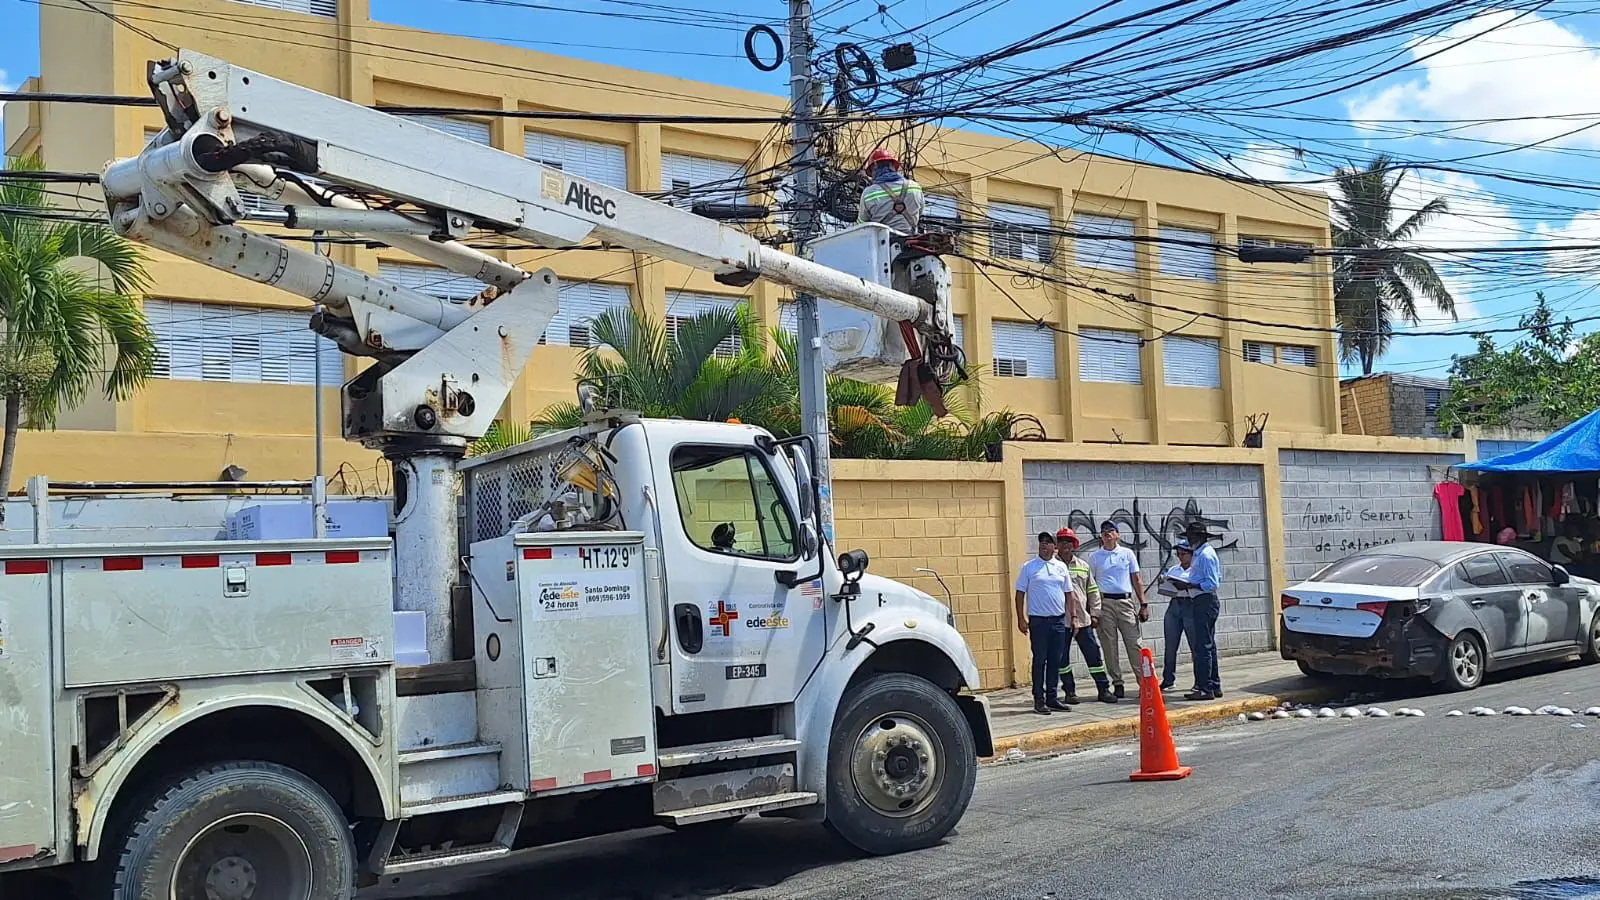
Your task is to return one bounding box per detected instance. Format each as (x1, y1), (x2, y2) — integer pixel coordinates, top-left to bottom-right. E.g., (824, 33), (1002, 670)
(1455, 410), (1600, 576)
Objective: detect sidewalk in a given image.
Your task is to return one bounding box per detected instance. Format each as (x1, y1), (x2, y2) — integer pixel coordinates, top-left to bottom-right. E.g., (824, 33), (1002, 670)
(984, 650), (1334, 758)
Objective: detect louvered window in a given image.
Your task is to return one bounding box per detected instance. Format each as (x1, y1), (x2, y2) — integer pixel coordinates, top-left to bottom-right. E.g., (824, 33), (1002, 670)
(1243, 341), (1275, 364)
(1159, 225), (1218, 281)
(412, 115), (491, 146)
(1163, 336), (1222, 388)
(667, 292), (745, 358)
(991, 320), (1055, 380)
(1072, 214), (1136, 273)
(548, 281), (631, 348)
(661, 153), (745, 207)
(1078, 327), (1141, 384)
(145, 299), (340, 385)
(525, 131), (627, 189)
(377, 262), (487, 303)
(923, 193), (962, 243)
(1278, 344), (1317, 367)
(228, 0), (336, 16)
(988, 202), (1053, 263)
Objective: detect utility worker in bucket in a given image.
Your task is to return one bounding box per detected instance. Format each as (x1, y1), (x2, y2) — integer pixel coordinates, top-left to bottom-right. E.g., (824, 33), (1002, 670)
(857, 148), (924, 235)
(1055, 528), (1117, 705)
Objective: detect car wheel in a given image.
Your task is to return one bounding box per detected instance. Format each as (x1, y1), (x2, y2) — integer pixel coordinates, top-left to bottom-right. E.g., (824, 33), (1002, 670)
(823, 673), (976, 856)
(1296, 660), (1335, 680)
(1582, 611), (1600, 664)
(1442, 632), (1485, 691)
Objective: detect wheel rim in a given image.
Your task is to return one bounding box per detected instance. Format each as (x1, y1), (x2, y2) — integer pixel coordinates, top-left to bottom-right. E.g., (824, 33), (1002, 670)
(849, 712), (943, 819)
(1589, 614), (1600, 650)
(171, 813), (313, 900)
(1452, 637), (1482, 686)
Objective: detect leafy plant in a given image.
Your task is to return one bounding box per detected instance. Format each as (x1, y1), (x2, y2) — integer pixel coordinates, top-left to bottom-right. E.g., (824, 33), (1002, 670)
(1437, 292), (1600, 431)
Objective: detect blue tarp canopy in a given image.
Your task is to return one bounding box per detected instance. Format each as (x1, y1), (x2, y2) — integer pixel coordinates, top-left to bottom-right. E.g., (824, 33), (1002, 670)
(1461, 409), (1600, 472)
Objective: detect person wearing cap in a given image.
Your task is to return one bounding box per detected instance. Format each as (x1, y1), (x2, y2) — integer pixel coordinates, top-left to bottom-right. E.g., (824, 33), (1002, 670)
(1155, 540), (1198, 691)
(1089, 520), (1147, 699)
(1014, 531), (1071, 715)
(1055, 528), (1115, 705)
(857, 148), (924, 234)
(1183, 521), (1225, 700)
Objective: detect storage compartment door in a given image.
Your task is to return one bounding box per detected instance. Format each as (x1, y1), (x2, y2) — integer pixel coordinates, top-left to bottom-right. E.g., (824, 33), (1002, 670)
(517, 536), (656, 794)
(0, 558), (56, 863)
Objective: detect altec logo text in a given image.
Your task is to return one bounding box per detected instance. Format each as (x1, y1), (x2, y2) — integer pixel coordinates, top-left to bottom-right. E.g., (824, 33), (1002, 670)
(565, 182), (617, 219)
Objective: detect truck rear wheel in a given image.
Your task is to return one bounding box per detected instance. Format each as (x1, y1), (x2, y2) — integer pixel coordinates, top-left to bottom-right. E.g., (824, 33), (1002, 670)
(108, 760), (355, 900)
(824, 673), (976, 856)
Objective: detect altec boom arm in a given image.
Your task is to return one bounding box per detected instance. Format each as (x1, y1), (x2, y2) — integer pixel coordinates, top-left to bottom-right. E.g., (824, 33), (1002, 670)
(100, 51), (935, 448)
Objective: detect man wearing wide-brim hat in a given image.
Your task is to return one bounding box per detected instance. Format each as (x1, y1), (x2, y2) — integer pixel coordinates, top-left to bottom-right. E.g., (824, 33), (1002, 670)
(1182, 520), (1224, 700)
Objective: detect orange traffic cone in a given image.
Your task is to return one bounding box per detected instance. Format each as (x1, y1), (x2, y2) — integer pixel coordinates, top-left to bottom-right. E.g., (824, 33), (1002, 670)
(1130, 647), (1192, 782)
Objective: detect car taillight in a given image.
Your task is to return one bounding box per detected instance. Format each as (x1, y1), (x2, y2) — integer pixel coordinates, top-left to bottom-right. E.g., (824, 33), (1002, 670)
(1357, 601), (1387, 616)
(1280, 594), (1298, 609)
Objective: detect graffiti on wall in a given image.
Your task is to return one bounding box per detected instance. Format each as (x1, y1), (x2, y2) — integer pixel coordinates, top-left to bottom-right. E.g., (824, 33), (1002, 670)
(1298, 502), (1419, 558)
(1059, 498), (1239, 569)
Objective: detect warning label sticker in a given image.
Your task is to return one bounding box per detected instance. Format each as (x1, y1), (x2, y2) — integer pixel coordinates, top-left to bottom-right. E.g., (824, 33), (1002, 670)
(330, 636), (382, 663)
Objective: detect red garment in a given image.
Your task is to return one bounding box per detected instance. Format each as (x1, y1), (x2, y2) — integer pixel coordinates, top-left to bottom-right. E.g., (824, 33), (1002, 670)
(1435, 482), (1467, 541)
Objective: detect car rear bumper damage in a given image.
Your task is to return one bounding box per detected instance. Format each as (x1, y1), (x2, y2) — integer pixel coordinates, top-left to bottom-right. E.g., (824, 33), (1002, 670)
(1280, 616), (1447, 678)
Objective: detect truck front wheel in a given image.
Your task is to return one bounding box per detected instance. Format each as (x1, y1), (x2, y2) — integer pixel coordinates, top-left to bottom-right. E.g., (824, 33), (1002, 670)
(107, 760), (355, 900)
(824, 673), (976, 855)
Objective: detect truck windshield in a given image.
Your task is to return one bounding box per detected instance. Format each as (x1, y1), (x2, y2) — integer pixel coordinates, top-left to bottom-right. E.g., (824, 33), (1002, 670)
(670, 446), (798, 561)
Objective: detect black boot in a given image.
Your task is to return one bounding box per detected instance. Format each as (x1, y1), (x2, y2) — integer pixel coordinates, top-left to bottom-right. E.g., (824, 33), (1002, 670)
(1033, 700), (1052, 715)
(1114, 683), (1126, 699)
(1098, 688), (1118, 704)
(1061, 692), (1082, 705)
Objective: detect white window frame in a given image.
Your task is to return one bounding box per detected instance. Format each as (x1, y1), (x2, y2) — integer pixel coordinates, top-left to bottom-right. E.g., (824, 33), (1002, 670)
(227, 0), (336, 16)
(547, 281), (633, 348)
(1243, 341), (1276, 364)
(145, 298), (341, 386)
(1158, 225), (1218, 281)
(1072, 214), (1136, 273)
(667, 292), (747, 359)
(411, 115), (492, 146)
(525, 130), (628, 189)
(1163, 335), (1222, 389)
(661, 153), (746, 208)
(1078, 327), (1142, 384)
(988, 202), (1054, 264)
(377, 262), (487, 303)
(990, 320), (1056, 380)
(1278, 344), (1317, 367)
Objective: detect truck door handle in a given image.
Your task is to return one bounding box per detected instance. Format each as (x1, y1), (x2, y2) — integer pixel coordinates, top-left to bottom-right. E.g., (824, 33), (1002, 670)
(673, 603), (703, 655)
(1470, 599), (1487, 607)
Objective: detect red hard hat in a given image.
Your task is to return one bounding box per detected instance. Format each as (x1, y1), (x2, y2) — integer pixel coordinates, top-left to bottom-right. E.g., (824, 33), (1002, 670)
(1055, 528), (1079, 548)
(866, 148), (900, 169)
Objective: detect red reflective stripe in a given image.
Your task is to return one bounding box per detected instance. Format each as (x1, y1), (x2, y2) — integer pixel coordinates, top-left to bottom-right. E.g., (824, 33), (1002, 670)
(325, 550), (360, 565)
(181, 555), (220, 569)
(530, 777), (559, 791)
(0, 844), (37, 863)
(523, 548), (552, 560)
(636, 764), (655, 778)
(256, 552), (292, 567)
(5, 560), (47, 575)
(582, 769), (611, 784)
(103, 556), (144, 572)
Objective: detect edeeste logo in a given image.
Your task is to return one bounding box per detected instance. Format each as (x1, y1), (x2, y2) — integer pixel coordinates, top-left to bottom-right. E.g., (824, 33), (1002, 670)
(745, 615), (790, 630)
(539, 583), (581, 612)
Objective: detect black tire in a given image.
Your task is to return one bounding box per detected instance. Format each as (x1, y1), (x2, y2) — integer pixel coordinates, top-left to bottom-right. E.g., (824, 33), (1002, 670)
(823, 673), (976, 856)
(1582, 611), (1600, 664)
(107, 760), (355, 900)
(1295, 660), (1330, 679)
(1441, 631), (1486, 692)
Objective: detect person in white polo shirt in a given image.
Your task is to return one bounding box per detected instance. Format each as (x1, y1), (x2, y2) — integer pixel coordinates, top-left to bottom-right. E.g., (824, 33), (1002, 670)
(1090, 520), (1148, 698)
(1014, 531), (1071, 715)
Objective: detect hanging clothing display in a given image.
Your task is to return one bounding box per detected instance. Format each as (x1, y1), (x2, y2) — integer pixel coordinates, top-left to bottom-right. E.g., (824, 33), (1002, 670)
(1434, 482), (1467, 542)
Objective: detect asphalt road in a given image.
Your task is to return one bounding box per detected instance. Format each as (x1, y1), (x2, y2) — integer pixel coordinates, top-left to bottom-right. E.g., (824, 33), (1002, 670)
(379, 659), (1600, 900)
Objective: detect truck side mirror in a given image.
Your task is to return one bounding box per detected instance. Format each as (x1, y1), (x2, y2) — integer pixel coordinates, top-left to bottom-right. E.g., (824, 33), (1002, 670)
(800, 521), (819, 560)
(787, 445), (815, 522)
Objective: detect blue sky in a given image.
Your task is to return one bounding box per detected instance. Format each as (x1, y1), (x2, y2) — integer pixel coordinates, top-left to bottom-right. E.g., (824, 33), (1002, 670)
(5, 0), (1598, 378)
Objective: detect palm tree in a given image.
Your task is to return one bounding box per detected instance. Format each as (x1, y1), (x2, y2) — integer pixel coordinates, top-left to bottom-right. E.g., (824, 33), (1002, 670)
(0, 154), (155, 512)
(1332, 154), (1456, 374)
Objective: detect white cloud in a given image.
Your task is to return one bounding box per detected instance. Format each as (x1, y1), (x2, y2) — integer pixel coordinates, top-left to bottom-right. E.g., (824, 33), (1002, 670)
(1347, 10), (1600, 148)
(1219, 142), (1328, 192)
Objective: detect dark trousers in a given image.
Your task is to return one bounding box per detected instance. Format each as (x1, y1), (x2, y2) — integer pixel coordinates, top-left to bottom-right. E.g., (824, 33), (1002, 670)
(1187, 592), (1221, 693)
(1060, 625), (1110, 695)
(1162, 599), (1188, 686)
(1029, 615), (1066, 703)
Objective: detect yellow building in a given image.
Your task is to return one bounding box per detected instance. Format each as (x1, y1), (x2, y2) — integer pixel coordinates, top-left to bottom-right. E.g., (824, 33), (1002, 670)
(2, 0), (1341, 486)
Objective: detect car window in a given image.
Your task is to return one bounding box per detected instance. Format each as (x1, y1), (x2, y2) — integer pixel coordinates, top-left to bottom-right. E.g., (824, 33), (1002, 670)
(671, 446), (797, 561)
(1458, 554), (1510, 588)
(1499, 552), (1553, 585)
(1310, 555), (1439, 587)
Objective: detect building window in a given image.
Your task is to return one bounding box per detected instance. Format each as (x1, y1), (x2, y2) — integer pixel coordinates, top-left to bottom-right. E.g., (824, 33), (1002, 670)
(991, 320), (1056, 379)
(547, 281), (633, 348)
(525, 131), (628, 189)
(1163, 336), (1222, 388)
(951, 314), (965, 352)
(1240, 235), (1314, 252)
(923, 193), (962, 243)
(661, 153), (746, 207)
(411, 115), (491, 146)
(1244, 341), (1318, 367)
(1072, 213), (1136, 273)
(1078, 328), (1142, 384)
(1423, 387), (1445, 417)
(145, 299), (340, 385)
(988, 202), (1054, 264)
(227, 0), (336, 16)
(377, 262), (489, 303)
(667, 292), (746, 358)
(1158, 225), (1218, 281)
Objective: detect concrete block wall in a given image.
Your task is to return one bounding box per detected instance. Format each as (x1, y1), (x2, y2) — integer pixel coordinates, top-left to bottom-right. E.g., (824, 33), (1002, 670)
(1341, 378), (1392, 436)
(1021, 460), (1272, 662)
(1389, 382), (1449, 438)
(1278, 449), (1464, 584)
(832, 474), (1010, 688)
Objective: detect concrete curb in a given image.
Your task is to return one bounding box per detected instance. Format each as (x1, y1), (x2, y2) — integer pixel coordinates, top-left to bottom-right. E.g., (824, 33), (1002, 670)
(984, 687), (1338, 760)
